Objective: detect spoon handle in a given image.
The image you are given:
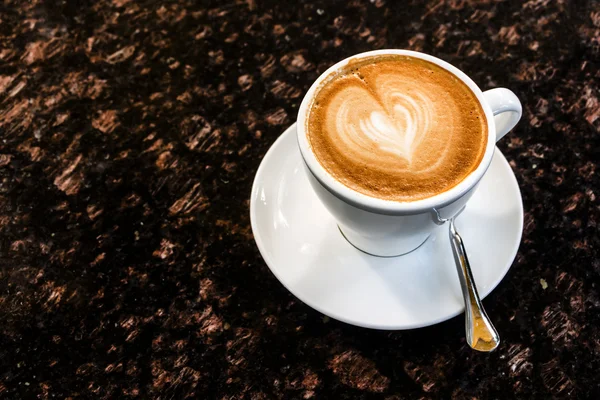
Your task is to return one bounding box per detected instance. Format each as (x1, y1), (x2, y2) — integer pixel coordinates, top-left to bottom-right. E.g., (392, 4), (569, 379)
(449, 219), (500, 352)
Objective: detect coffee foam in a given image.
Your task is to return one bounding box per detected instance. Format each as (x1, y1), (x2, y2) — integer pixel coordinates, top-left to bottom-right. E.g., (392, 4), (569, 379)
(306, 55), (488, 202)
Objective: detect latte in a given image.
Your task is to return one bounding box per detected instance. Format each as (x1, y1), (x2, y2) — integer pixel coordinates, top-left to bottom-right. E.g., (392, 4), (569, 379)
(306, 55), (488, 202)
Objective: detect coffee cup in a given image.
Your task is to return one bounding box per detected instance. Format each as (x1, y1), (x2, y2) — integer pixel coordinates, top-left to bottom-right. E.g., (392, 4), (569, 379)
(296, 49), (522, 257)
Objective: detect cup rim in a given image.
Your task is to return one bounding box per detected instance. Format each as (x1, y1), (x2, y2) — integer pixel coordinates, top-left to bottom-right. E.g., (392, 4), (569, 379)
(296, 49), (496, 215)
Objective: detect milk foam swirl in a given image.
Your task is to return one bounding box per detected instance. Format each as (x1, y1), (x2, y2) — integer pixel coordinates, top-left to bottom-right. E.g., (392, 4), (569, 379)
(307, 55), (488, 201)
(337, 82), (434, 163)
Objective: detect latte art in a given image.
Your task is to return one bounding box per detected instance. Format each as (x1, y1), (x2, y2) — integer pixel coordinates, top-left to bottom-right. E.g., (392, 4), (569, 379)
(307, 55), (488, 202)
(339, 83), (434, 163)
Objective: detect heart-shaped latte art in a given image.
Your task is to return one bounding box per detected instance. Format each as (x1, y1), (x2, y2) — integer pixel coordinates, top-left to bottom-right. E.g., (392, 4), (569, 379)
(306, 55), (488, 201)
(337, 87), (433, 163)
(326, 73), (442, 169)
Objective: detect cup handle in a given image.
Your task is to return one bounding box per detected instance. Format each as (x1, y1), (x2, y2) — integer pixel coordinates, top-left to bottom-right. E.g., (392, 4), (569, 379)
(483, 88), (522, 142)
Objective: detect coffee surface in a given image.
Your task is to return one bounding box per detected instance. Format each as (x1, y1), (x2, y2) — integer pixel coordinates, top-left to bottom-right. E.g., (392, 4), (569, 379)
(306, 55), (488, 202)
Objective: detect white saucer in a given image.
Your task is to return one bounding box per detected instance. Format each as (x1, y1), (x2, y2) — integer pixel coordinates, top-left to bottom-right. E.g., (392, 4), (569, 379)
(250, 124), (523, 330)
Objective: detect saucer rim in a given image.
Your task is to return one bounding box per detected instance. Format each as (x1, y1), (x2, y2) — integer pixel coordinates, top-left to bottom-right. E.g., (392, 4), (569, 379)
(250, 123), (523, 330)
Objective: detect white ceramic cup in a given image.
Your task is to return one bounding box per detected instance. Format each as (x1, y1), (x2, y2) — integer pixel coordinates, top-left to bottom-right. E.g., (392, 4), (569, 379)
(296, 49), (522, 257)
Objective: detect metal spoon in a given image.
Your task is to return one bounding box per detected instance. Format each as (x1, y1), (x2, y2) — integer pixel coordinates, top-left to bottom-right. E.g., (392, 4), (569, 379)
(436, 209), (500, 352)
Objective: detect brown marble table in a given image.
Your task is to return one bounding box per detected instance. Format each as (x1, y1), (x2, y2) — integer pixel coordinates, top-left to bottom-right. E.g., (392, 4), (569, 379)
(1, 0), (599, 398)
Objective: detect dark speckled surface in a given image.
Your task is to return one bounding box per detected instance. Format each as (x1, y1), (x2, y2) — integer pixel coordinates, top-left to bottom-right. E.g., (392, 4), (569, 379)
(1, 0), (599, 398)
